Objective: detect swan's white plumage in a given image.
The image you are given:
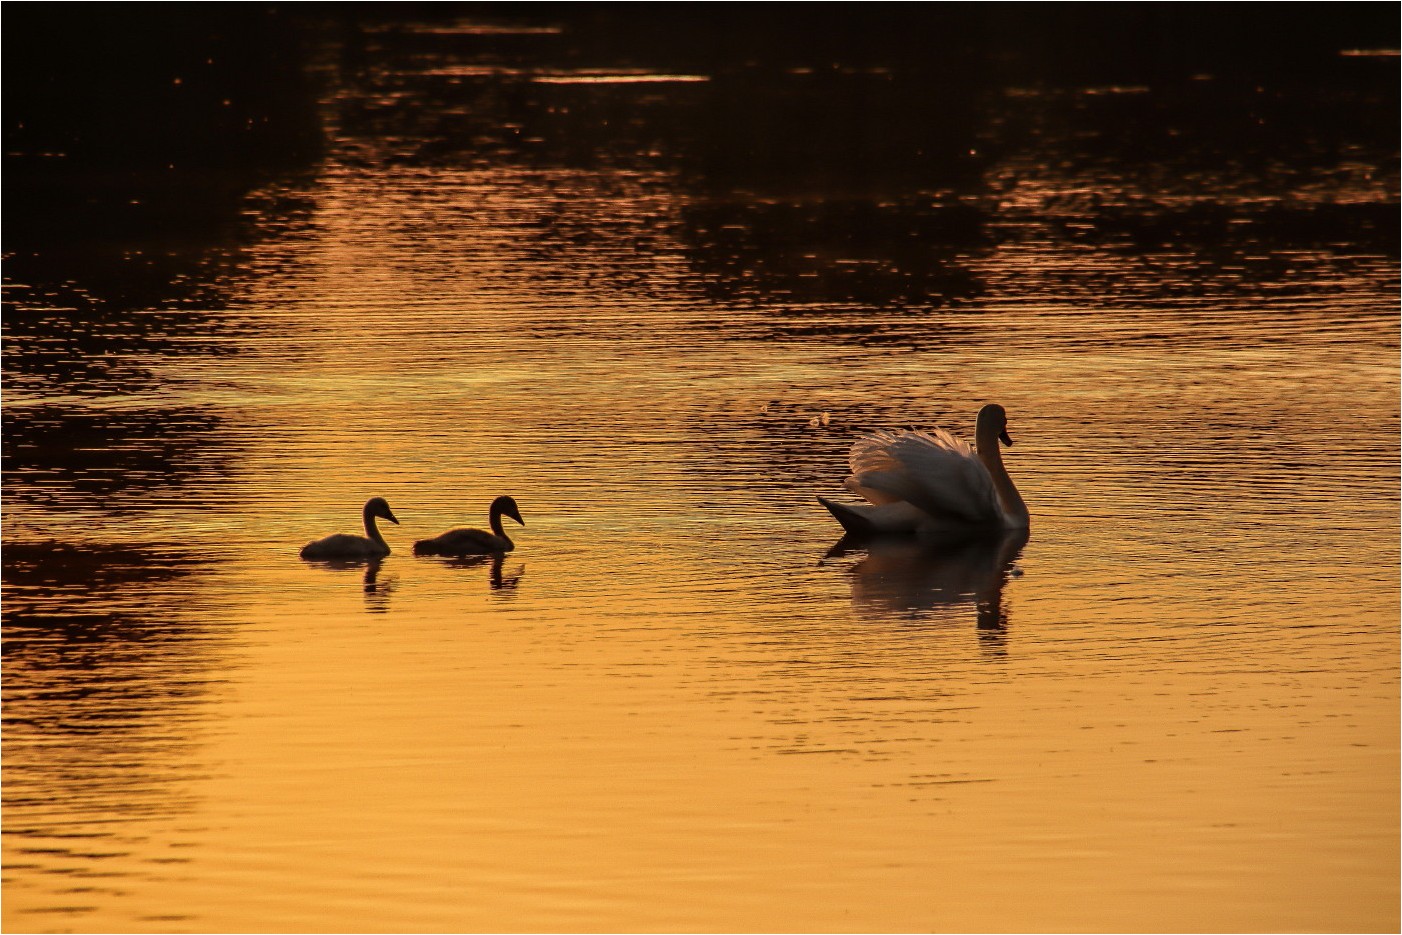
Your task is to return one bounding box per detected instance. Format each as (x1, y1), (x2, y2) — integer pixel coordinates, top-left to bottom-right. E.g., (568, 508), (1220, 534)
(845, 429), (1003, 526)
(819, 404), (1029, 537)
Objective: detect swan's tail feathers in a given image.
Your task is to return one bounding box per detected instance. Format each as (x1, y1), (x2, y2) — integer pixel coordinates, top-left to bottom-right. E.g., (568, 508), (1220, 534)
(818, 496), (877, 538)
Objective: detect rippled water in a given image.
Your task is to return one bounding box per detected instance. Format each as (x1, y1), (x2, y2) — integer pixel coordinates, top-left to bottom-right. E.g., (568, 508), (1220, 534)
(5, 11), (1399, 933)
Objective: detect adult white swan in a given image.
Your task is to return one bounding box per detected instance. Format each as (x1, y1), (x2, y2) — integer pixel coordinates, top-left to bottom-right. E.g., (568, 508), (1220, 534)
(818, 403), (1030, 537)
(299, 497), (400, 559)
(413, 495), (525, 556)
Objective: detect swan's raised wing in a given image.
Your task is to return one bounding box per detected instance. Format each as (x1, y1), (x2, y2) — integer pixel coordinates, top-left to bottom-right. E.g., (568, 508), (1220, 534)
(845, 429), (1002, 525)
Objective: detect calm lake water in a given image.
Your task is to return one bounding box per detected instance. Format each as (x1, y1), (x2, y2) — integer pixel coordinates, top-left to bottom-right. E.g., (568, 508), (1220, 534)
(4, 10), (1399, 933)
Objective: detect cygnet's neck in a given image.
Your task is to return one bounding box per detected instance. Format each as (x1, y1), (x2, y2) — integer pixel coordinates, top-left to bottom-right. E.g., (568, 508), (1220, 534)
(363, 503), (389, 547)
(488, 503), (513, 549)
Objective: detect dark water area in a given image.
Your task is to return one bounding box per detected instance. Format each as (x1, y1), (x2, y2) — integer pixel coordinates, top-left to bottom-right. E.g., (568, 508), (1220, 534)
(4, 5), (1398, 932)
(10, 3), (1393, 478)
(9, 4), (1391, 361)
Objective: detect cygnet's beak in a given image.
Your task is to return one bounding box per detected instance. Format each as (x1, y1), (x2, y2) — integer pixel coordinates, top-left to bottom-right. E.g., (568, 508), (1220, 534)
(999, 429), (1014, 446)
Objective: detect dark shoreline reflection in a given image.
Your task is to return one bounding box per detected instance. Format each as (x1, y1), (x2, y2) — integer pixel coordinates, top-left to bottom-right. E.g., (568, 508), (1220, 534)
(303, 5), (1397, 357)
(825, 530), (1028, 640)
(4, 6), (325, 537)
(2, 543), (221, 830)
(678, 197), (991, 348)
(4, 6), (320, 249)
(3, 405), (236, 512)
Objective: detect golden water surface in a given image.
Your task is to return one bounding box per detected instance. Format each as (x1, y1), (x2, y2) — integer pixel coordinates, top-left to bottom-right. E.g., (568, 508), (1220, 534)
(4, 14), (1399, 933)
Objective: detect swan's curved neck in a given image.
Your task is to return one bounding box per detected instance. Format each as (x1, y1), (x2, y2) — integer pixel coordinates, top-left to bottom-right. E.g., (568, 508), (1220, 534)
(976, 423), (1030, 529)
(488, 503), (514, 549)
(363, 503), (389, 547)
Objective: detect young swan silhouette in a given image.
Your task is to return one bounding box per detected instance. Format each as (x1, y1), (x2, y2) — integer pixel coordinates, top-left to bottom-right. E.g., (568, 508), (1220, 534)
(414, 495), (525, 556)
(300, 497), (400, 559)
(818, 403), (1030, 537)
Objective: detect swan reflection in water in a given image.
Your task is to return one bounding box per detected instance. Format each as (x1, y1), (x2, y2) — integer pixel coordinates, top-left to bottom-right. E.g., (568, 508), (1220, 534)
(361, 559), (396, 613)
(302, 557), (398, 613)
(825, 529), (1028, 639)
(423, 552), (526, 593)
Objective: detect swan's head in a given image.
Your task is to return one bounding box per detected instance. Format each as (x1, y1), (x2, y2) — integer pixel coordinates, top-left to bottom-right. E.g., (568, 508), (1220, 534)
(366, 496), (400, 525)
(492, 495), (525, 527)
(977, 403), (1013, 446)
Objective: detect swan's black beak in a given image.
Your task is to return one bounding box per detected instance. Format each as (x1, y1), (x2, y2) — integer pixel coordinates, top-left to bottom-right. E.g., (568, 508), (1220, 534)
(999, 429), (1013, 446)
(508, 506), (525, 527)
(385, 511), (400, 525)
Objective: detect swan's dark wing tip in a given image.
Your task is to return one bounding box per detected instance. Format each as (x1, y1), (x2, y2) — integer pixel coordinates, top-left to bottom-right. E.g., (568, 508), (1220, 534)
(817, 496), (877, 537)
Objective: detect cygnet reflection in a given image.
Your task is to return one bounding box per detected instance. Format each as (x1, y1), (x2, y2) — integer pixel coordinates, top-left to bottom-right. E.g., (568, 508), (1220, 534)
(827, 529), (1028, 629)
(430, 552), (526, 592)
(361, 558), (396, 613)
(302, 556), (397, 613)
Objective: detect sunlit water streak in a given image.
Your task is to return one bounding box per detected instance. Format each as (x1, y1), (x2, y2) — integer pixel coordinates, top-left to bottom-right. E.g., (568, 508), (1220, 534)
(4, 12), (1398, 933)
